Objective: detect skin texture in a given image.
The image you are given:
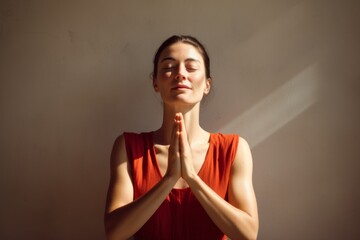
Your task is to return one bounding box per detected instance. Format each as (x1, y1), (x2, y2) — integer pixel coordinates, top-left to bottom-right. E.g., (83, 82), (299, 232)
(104, 42), (259, 240)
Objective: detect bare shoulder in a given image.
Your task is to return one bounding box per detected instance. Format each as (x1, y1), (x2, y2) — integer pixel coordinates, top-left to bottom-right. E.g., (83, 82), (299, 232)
(105, 133), (133, 213)
(110, 134), (129, 169)
(237, 137), (252, 157)
(228, 136), (257, 218)
(232, 136), (253, 175)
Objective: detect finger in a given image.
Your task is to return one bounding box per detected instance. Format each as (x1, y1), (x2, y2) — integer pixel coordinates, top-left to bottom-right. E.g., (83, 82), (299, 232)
(178, 112), (187, 137)
(178, 113), (189, 155)
(177, 113), (182, 133)
(170, 114), (180, 154)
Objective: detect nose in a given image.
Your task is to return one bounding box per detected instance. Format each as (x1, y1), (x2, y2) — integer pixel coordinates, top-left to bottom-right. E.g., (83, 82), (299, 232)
(175, 64), (187, 81)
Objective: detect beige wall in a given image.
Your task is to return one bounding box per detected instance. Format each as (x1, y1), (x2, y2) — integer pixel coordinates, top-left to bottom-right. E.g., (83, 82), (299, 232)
(1, 0), (359, 239)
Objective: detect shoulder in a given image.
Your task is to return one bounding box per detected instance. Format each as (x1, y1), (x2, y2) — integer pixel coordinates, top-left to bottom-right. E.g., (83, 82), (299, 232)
(110, 131), (151, 170)
(110, 134), (127, 168)
(212, 133), (252, 167)
(110, 132), (145, 165)
(236, 136), (251, 157)
(115, 132), (150, 149)
(212, 133), (250, 150)
(113, 131), (153, 162)
(122, 131), (152, 141)
(211, 132), (239, 146)
(232, 136), (253, 175)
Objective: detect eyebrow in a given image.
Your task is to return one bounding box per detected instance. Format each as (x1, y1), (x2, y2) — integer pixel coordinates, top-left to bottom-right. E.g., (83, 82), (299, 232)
(160, 57), (201, 63)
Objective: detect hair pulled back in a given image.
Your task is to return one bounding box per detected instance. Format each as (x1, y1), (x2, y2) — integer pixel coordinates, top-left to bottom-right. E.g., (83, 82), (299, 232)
(152, 35), (211, 80)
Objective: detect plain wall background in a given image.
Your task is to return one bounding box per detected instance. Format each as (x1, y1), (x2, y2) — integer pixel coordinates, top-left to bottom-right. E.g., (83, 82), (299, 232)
(1, 0), (360, 239)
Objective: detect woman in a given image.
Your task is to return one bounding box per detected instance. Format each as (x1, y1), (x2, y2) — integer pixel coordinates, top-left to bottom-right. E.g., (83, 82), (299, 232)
(104, 35), (259, 240)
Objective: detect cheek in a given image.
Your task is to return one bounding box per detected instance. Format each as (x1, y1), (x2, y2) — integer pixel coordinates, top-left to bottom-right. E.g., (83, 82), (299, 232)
(164, 72), (173, 78)
(191, 72), (206, 85)
(159, 70), (173, 78)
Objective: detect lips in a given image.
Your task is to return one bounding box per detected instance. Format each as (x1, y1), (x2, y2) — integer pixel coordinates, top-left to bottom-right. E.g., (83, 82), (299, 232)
(172, 84), (191, 90)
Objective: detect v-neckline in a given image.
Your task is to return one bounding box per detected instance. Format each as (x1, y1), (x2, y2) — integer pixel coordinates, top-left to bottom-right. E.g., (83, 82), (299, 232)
(148, 131), (213, 190)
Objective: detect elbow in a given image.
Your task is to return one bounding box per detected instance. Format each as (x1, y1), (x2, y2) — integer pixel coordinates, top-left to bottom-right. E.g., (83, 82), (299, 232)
(243, 220), (259, 240)
(231, 219), (259, 240)
(105, 232), (123, 240)
(104, 216), (122, 240)
(104, 214), (130, 240)
(233, 229), (258, 240)
(104, 216), (115, 240)
(249, 221), (259, 239)
(246, 222), (259, 240)
(105, 225), (128, 240)
(247, 229), (259, 240)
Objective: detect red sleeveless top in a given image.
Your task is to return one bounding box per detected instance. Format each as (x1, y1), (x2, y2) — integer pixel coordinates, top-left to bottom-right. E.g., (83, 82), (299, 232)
(124, 132), (239, 240)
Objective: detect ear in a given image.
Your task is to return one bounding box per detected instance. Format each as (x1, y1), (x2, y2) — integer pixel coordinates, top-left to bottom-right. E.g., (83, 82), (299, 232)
(203, 78), (211, 95)
(153, 79), (159, 92)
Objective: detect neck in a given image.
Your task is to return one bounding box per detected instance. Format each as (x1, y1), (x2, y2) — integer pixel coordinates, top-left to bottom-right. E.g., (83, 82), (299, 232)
(154, 103), (207, 145)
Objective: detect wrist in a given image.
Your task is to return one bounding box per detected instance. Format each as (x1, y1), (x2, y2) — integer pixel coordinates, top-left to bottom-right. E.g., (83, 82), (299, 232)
(185, 172), (200, 187)
(163, 172), (180, 185)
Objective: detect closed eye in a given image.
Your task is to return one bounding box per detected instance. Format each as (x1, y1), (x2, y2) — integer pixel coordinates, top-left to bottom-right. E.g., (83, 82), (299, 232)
(186, 67), (199, 72)
(186, 61), (200, 72)
(162, 66), (176, 71)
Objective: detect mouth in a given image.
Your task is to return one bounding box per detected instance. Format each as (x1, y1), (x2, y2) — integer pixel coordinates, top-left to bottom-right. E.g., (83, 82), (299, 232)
(172, 85), (191, 90)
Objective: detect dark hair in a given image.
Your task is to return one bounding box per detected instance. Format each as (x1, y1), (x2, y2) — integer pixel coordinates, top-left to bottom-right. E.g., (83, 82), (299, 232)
(152, 35), (211, 80)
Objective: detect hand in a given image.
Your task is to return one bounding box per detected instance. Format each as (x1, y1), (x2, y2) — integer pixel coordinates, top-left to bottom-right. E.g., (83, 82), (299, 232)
(164, 115), (181, 180)
(176, 113), (197, 181)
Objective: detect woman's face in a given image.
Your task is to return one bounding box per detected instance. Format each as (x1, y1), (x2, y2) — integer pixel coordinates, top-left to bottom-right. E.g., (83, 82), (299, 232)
(154, 42), (211, 106)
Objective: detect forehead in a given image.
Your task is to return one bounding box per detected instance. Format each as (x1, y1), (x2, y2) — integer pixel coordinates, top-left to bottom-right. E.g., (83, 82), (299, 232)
(159, 42), (204, 62)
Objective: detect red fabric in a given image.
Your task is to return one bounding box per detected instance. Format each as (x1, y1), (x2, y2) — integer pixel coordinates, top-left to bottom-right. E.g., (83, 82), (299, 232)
(124, 132), (239, 240)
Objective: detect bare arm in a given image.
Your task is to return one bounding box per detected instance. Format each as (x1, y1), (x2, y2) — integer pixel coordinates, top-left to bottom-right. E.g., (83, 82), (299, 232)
(187, 137), (258, 239)
(177, 114), (259, 239)
(104, 131), (180, 240)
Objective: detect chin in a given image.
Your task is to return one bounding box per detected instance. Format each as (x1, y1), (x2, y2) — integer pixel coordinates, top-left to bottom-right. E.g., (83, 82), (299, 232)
(164, 98), (202, 106)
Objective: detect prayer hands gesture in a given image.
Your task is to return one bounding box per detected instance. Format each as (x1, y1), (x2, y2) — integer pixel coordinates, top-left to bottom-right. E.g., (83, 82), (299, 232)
(166, 113), (196, 182)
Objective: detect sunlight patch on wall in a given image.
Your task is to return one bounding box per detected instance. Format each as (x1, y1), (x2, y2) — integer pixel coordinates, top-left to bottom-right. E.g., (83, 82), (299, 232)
(218, 63), (320, 148)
